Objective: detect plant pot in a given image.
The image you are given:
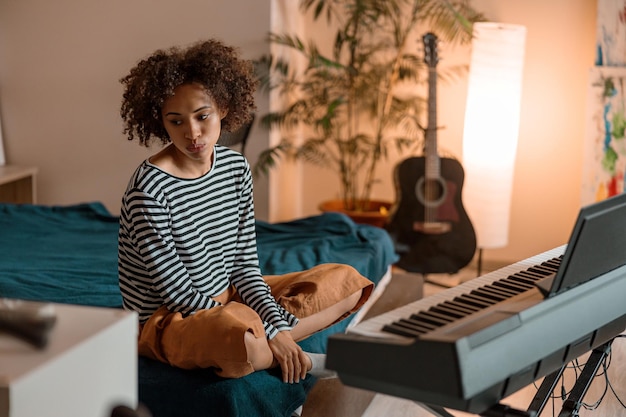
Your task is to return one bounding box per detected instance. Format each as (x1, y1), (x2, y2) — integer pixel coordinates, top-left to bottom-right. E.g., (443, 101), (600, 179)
(318, 199), (392, 228)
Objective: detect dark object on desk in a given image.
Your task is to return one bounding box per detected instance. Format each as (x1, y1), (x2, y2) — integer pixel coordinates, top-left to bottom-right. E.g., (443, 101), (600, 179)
(0, 299), (56, 349)
(110, 404), (153, 417)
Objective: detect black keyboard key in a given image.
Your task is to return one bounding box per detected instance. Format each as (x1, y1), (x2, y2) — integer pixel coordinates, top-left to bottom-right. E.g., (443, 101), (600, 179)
(410, 311), (452, 326)
(511, 272), (541, 285)
(517, 270), (545, 281)
(397, 318), (431, 333)
(455, 293), (494, 308)
(444, 300), (480, 314)
(429, 305), (467, 320)
(381, 256), (565, 338)
(442, 300), (479, 314)
(471, 287), (508, 302)
(543, 257), (562, 270)
(484, 284), (518, 298)
(403, 317), (438, 331)
(528, 265), (554, 276)
(497, 278), (533, 291)
(382, 323), (423, 338)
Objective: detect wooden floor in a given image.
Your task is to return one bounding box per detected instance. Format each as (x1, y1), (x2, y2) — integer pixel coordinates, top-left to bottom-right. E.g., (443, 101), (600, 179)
(302, 264), (626, 417)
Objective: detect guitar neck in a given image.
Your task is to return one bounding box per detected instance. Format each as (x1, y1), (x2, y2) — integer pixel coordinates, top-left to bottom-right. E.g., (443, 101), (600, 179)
(425, 66), (439, 179)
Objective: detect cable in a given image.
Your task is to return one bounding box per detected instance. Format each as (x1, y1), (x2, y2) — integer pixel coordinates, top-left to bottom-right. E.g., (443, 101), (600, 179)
(579, 336), (625, 413)
(527, 335), (625, 416)
(603, 334), (626, 410)
(574, 349), (608, 411)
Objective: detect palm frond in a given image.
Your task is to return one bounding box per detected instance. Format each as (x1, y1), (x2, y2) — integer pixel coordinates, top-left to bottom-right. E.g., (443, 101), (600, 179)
(419, 0), (483, 44)
(252, 142), (294, 178)
(297, 138), (335, 168)
(253, 0), (484, 204)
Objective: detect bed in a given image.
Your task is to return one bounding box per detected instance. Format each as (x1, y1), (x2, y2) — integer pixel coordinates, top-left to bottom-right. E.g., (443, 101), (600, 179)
(0, 201), (398, 417)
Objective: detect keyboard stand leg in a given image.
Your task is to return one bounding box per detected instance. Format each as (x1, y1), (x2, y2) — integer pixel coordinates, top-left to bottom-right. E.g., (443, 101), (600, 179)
(526, 363), (567, 416)
(556, 340), (612, 417)
(526, 339), (613, 417)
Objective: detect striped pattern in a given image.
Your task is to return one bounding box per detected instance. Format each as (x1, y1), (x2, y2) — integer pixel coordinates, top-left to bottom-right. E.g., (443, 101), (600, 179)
(118, 145), (297, 338)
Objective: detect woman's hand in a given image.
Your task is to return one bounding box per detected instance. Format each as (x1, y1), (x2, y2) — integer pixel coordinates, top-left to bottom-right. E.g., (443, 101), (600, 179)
(268, 331), (310, 384)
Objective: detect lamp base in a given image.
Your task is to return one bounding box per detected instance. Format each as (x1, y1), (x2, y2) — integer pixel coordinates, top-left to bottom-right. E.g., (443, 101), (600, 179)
(477, 247), (484, 277)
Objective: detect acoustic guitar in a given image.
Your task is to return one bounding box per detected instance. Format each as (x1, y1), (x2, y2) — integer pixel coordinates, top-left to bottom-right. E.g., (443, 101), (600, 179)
(386, 32), (476, 274)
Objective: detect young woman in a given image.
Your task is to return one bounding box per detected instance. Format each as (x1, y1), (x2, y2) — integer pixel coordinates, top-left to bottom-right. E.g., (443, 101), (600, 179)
(117, 39), (373, 384)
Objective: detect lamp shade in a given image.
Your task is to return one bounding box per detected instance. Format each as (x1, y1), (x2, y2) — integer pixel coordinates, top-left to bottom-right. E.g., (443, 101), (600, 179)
(462, 22), (526, 249)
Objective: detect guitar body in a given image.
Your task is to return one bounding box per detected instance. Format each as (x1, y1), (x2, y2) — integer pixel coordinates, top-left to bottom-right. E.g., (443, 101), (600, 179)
(386, 156), (476, 274)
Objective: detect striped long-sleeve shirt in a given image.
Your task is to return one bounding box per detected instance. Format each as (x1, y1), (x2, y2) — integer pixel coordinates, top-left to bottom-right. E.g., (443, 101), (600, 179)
(118, 145), (298, 339)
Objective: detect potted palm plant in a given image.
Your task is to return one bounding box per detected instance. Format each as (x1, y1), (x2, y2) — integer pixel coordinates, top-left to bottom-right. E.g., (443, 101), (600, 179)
(254, 0), (483, 226)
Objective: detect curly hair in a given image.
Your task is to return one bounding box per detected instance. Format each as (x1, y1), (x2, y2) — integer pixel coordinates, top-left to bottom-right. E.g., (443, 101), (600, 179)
(120, 39), (257, 147)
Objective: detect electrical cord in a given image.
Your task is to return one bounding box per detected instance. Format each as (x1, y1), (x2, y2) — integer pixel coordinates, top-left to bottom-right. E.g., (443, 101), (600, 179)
(603, 334), (626, 409)
(529, 334), (625, 416)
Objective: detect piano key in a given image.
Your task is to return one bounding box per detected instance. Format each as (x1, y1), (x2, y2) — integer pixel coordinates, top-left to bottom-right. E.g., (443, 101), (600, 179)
(543, 257), (562, 270)
(541, 262), (559, 272)
(441, 300), (479, 314)
(492, 279), (530, 293)
(348, 247), (565, 339)
(423, 309), (458, 322)
(382, 323), (424, 338)
(410, 311), (452, 326)
(509, 273), (540, 286)
(430, 304), (469, 319)
(483, 284), (519, 297)
(501, 276), (534, 289)
(454, 293), (494, 309)
(517, 270), (547, 280)
(397, 318), (432, 333)
(385, 255), (562, 340)
(471, 287), (508, 301)
(527, 265), (555, 276)
(327, 246), (626, 415)
(399, 318), (437, 331)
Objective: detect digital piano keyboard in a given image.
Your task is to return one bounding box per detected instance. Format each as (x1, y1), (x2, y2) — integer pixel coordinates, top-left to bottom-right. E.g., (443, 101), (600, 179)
(326, 246), (626, 414)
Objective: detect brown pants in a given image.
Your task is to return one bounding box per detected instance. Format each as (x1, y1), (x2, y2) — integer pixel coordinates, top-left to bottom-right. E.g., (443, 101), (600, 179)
(137, 263), (373, 378)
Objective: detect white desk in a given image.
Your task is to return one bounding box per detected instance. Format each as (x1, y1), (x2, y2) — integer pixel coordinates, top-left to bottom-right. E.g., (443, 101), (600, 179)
(0, 302), (137, 417)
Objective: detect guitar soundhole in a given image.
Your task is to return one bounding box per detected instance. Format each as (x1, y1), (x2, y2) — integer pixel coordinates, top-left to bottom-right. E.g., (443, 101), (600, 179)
(415, 177), (448, 208)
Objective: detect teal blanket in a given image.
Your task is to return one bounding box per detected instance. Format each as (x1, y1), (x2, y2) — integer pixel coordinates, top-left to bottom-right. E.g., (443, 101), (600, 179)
(0, 202), (121, 306)
(0, 202), (397, 417)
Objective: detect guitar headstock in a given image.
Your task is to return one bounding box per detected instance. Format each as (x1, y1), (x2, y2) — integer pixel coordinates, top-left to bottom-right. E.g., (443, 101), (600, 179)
(423, 32), (439, 68)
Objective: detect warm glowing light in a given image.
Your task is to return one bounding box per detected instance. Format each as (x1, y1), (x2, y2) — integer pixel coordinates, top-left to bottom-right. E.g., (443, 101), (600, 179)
(462, 22), (527, 249)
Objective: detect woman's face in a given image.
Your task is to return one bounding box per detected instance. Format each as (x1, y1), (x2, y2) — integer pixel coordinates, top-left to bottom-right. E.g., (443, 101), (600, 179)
(161, 83), (225, 163)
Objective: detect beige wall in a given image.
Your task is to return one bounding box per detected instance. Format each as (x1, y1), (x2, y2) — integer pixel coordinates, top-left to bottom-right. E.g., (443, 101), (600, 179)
(0, 0), (598, 266)
(0, 0), (271, 218)
(271, 0), (597, 266)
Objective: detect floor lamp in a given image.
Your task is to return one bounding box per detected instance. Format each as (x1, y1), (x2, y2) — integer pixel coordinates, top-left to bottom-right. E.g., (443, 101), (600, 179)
(462, 23), (527, 275)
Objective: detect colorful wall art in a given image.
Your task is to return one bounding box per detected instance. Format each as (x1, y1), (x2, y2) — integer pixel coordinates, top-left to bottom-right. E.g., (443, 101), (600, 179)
(582, 67), (626, 204)
(584, 0), (626, 204)
(596, 0), (626, 66)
